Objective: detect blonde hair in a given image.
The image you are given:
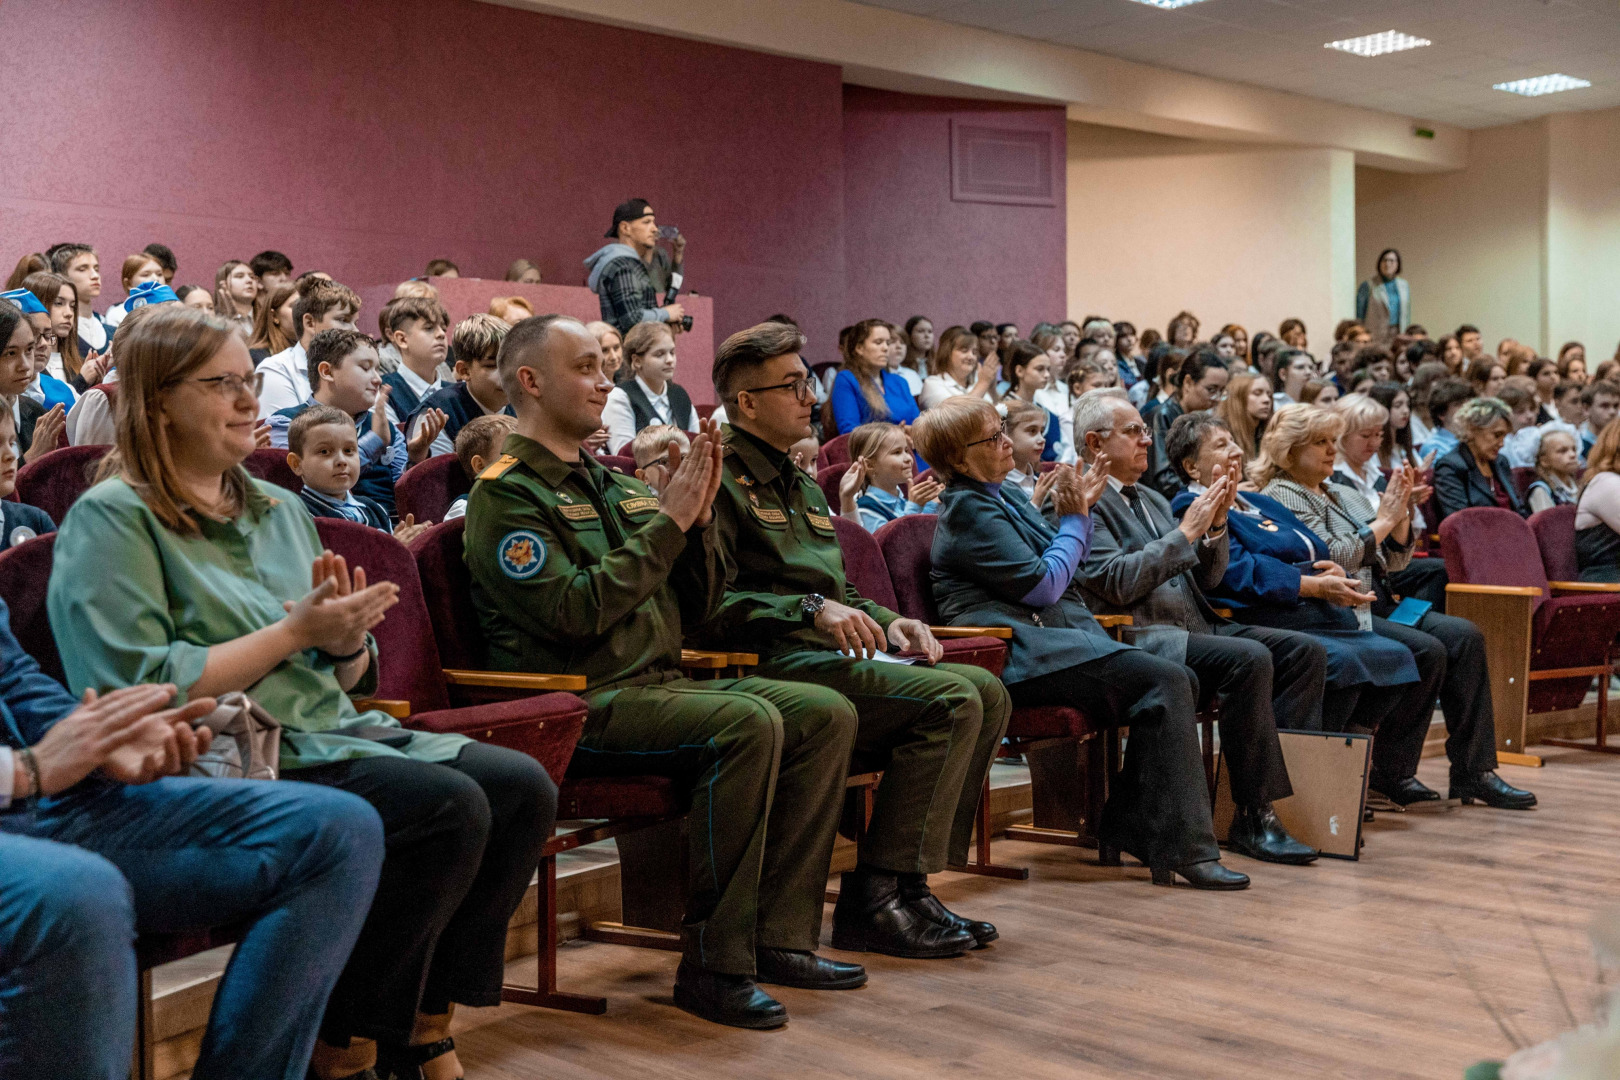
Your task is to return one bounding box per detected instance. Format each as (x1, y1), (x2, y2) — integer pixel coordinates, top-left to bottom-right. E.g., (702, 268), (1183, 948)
(505, 258), (540, 283)
(452, 313), (509, 367)
(1215, 372), (1268, 459)
(96, 304), (252, 535)
(622, 321), (674, 375)
(1537, 428), (1578, 486)
(393, 279), (439, 301)
(488, 296), (534, 324)
(912, 396), (1000, 483)
(1249, 403), (1346, 489)
(846, 422), (909, 491)
(630, 424), (690, 468)
(1333, 393), (1389, 450)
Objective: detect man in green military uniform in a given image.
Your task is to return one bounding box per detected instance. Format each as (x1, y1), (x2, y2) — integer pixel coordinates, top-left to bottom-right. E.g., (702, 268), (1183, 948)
(689, 321), (1013, 959)
(465, 314), (863, 1030)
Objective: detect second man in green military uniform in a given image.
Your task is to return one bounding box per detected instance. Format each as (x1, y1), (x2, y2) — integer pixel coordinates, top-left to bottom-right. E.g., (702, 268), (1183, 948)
(689, 321), (1013, 959)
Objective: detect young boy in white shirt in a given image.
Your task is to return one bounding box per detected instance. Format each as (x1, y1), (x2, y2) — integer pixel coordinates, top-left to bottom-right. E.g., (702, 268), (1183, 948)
(256, 281), (362, 418)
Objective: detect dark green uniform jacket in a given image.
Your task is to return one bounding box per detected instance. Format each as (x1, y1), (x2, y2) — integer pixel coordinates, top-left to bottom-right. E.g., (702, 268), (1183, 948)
(464, 433), (721, 690)
(692, 425), (899, 656)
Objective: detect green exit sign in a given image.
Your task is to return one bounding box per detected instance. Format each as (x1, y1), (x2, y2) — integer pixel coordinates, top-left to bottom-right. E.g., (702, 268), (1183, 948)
(1414, 127), (1436, 139)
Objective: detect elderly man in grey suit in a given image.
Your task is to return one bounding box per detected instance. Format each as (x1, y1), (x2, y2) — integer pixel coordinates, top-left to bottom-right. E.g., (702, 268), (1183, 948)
(1072, 389), (1325, 865)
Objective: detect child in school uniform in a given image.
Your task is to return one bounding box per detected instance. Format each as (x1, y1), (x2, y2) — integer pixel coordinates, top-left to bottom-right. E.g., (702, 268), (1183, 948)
(837, 421), (942, 533)
(408, 314), (513, 459)
(443, 414), (518, 521)
(285, 404), (430, 542)
(0, 407), (54, 547)
(629, 424), (690, 495)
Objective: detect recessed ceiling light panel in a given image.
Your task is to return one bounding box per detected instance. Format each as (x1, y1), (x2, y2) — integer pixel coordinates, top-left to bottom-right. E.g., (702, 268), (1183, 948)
(1124, 0), (1214, 8)
(1493, 73), (1592, 97)
(1324, 30), (1432, 57)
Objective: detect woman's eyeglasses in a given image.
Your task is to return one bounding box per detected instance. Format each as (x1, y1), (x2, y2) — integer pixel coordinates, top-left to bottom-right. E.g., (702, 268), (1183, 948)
(963, 426), (1012, 450)
(186, 373), (256, 399)
(742, 377), (816, 404)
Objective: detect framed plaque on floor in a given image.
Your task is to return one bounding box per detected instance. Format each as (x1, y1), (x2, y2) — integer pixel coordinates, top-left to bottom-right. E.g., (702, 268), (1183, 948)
(1213, 730), (1372, 860)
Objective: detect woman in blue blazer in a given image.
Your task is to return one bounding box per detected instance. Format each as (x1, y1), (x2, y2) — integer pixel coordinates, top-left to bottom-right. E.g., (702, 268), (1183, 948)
(913, 397), (1248, 891)
(1165, 412), (1420, 740)
(829, 320), (919, 437)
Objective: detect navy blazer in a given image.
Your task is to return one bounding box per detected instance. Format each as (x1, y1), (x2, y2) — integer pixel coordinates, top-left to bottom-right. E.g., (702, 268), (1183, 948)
(1433, 444), (1527, 522)
(931, 479), (1127, 686)
(0, 501), (54, 549)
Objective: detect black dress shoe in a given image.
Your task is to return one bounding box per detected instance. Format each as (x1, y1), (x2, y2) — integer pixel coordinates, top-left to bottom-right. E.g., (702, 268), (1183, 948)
(755, 948), (868, 990)
(673, 961), (788, 1029)
(831, 870), (974, 958)
(1451, 771), (1537, 810)
(1369, 775), (1442, 807)
(1227, 804), (1318, 865)
(898, 879), (998, 947)
(1151, 859), (1250, 890)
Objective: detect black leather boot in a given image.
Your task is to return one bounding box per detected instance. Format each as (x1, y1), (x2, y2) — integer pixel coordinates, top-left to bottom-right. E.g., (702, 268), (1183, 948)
(897, 876), (998, 947)
(755, 948), (867, 989)
(1368, 774), (1441, 807)
(1227, 804), (1319, 865)
(673, 960), (788, 1029)
(1450, 771), (1537, 810)
(831, 869), (974, 958)
(1151, 859), (1250, 890)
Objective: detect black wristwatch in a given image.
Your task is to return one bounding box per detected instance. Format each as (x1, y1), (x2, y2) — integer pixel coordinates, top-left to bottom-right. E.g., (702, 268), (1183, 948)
(800, 593), (825, 624)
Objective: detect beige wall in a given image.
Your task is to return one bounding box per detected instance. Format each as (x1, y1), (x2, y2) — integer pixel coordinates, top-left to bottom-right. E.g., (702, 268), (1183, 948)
(1548, 111), (1620, 361)
(1067, 122), (1354, 351)
(1356, 108), (1620, 359)
(1356, 121), (1548, 352)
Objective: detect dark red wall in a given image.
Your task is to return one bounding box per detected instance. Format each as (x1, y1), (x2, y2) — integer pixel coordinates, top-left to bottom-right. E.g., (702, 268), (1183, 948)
(0, 1), (1065, 373)
(842, 86), (1068, 343)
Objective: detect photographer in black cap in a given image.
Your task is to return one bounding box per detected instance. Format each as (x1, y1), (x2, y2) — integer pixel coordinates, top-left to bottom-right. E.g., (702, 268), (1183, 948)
(583, 197), (689, 339)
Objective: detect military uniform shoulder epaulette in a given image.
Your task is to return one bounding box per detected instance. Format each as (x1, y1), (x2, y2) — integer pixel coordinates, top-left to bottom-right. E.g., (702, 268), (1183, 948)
(478, 454), (522, 481)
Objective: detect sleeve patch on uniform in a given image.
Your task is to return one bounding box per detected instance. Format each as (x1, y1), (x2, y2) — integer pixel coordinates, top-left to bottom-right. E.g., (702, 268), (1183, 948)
(618, 496), (660, 515)
(479, 454), (521, 481)
(498, 530), (546, 579)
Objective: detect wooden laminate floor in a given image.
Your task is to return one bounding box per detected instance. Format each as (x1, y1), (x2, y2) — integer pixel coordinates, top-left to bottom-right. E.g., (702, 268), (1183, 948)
(448, 751), (1620, 1080)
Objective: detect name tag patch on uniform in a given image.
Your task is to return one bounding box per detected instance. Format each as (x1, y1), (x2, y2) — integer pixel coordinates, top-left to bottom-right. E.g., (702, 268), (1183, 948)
(557, 504), (600, 521)
(806, 513), (834, 532)
(498, 530), (546, 579)
(750, 506), (788, 525)
(618, 496), (659, 515)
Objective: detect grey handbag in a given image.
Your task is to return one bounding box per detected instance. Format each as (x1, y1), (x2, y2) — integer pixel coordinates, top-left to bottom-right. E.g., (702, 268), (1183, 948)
(190, 691), (282, 780)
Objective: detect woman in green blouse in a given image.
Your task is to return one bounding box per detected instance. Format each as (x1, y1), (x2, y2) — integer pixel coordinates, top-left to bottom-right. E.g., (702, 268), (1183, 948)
(47, 305), (557, 1080)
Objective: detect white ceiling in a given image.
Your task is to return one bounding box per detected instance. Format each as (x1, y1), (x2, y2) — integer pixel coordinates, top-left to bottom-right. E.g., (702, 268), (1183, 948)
(849, 0), (1620, 128)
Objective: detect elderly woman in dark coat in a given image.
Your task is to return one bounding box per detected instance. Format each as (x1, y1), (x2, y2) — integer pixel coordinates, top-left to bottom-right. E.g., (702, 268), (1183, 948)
(913, 395), (1248, 891)
(1432, 396), (1527, 523)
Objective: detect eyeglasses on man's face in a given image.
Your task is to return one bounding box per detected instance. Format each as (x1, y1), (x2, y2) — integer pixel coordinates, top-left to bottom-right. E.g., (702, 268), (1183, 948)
(742, 376), (816, 404)
(1102, 421), (1151, 442)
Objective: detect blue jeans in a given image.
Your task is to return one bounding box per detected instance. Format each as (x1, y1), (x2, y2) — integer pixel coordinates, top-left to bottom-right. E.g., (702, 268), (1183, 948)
(0, 777), (384, 1080)
(0, 833), (136, 1080)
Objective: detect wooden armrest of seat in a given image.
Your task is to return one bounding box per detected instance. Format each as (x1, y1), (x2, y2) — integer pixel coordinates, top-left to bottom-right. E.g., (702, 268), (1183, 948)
(929, 626), (1013, 639)
(1094, 615), (1134, 628)
(1212, 607), (1233, 619)
(1444, 584), (1542, 597)
(726, 652), (759, 666)
(679, 649), (729, 670)
(1549, 581), (1620, 593)
(354, 698), (411, 719)
(441, 669), (587, 691)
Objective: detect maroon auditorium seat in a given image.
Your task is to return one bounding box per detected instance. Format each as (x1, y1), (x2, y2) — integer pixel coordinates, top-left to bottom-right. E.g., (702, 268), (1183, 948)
(817, 462), (850, 510)
(15, 444), (111, 525)
(0, 533), (244, 1080)
(395, 452), (470, 524)
(408, 518), (690, 1012)
(817, 432), (851, 469)
(1440, 506), (1620, 758)
(1529, 504), (1579, 583)
(241, 446), (302, 492)
(596, 454), (637, 474)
